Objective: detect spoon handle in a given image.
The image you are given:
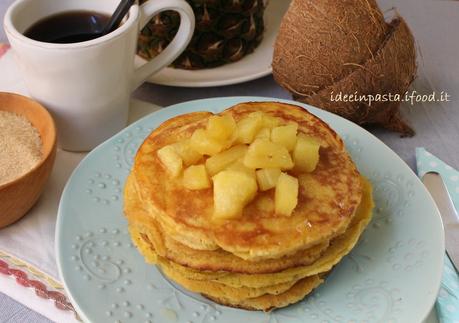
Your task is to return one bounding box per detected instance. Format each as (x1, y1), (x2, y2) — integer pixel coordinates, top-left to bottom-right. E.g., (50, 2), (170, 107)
(102, 0), (136, 35)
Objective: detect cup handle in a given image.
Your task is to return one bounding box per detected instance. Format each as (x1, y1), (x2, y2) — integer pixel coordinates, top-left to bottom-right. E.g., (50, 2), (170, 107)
(131, 0), (195, 90)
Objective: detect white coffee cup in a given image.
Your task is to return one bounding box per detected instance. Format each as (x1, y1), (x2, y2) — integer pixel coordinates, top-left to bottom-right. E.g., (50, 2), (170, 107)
(4, 0), (194, 151)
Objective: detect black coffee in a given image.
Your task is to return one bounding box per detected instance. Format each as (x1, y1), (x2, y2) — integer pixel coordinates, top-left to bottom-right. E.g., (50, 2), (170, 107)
(24, 10), (110, 44)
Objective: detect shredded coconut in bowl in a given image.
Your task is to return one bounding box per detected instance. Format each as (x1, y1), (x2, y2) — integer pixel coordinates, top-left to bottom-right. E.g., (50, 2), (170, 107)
(0, 111), (43, 186)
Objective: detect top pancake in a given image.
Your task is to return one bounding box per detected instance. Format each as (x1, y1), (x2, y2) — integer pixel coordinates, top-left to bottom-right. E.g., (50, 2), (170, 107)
(132, 102), (362, 260)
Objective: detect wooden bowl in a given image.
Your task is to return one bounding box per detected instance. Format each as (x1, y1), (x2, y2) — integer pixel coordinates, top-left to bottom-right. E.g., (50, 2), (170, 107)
(0, 92), (57, 228)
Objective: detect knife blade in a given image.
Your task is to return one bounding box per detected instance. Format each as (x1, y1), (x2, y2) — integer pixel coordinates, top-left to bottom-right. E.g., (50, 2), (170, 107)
(422, 172), (459, 272)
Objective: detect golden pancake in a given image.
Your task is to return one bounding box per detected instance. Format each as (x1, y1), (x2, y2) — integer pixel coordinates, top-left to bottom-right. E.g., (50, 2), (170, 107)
(128, 224), (302, 302)
(159, 261), (299, 302)
(204, 275), (324, 312)
(132, 102), (363, 260)
(130, 224), (322, 311)
(169, 177), (373, 288)
(129, 221), (325, 312)
(128, 177), (373, 289)
(124, 173), (331, 274)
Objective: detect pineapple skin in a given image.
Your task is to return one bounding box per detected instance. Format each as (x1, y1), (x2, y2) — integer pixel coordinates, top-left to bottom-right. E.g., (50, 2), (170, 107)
(138, 0), (266, 70)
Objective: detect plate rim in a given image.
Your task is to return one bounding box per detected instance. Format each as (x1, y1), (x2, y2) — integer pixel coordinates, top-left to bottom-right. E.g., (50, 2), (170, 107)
(146, 67), (273, 88)
(56, 96), (445, 323)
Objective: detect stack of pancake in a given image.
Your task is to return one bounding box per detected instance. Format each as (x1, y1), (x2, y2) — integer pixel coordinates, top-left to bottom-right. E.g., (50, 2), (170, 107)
(124, 102), (374, 311)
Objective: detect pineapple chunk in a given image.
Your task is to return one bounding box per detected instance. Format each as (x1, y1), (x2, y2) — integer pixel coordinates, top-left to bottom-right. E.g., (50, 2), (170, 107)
(243, 139), (294, 170)
(172, 140), (203, 166)
(225, 159), (256, 179)
(207, 114), (237, 141)
(190, 128), (225, 156)
(271, 123), (298, 151)
(256, 168), (282, 191)
(236, 114), (264, 144)
(275, 173), (299, 216)
(205, 145), (248, 176)
(255, 127), (271, 140)
(293, 135), (320, 172)
(157, 145), (183, 178)
(262, 114), (281, 128)
(255, 195), (274, 213)
(183, 165), (210, 190)
(212, 170), (257, 220)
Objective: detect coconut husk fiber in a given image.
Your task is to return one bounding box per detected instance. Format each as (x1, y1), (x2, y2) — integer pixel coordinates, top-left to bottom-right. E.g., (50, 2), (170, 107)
(273, 0), (417, 136)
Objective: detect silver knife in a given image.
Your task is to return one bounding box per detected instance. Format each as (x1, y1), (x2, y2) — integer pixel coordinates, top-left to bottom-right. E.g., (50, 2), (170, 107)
(423, 172), (459, 272)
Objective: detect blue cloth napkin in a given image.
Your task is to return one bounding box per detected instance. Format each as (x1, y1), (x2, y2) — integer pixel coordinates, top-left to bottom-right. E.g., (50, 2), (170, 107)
(416, 147), (459, 323)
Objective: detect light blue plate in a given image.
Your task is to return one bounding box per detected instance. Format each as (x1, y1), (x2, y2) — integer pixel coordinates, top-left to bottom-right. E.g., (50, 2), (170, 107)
(56, 97), (444, 323)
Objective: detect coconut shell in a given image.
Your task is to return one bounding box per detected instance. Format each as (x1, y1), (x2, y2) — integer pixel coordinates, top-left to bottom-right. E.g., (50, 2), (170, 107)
(296, 17), (416, 136)
(272, 0), (417, 136)
(273, 0), (388, 96)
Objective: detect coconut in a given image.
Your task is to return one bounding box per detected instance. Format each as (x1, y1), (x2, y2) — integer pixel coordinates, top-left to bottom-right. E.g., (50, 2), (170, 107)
(272, 0), (417, 136)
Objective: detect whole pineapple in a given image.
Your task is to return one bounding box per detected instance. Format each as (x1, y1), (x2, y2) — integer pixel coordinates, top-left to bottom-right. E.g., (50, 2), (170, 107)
(138, 0), (266, 69)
